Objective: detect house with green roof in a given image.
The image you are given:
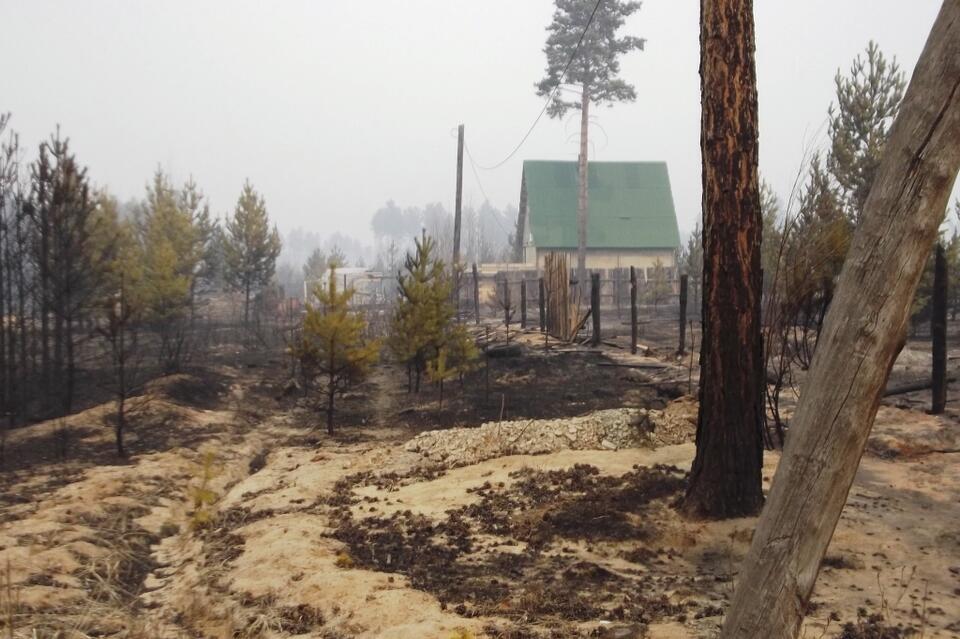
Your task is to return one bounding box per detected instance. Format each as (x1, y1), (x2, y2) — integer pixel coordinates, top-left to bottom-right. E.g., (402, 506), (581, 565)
(517, 160), (681, 276)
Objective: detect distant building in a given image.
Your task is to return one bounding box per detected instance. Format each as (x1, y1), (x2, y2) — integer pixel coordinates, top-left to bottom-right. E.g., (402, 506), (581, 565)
(306, 267), (390, 305)
(516, 160), (681, 275)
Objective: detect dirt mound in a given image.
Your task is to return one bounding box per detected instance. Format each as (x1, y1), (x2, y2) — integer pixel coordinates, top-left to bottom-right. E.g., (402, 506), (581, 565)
(404, 399), (696, 467)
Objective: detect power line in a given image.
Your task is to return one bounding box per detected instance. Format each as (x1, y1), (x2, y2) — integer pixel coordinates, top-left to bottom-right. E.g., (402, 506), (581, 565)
(470, 0), (604, 171)
(463, 142), (512, 239)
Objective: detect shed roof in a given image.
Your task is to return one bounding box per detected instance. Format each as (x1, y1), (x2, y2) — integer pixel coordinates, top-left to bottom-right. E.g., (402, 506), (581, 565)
(523, 160), (681, 250)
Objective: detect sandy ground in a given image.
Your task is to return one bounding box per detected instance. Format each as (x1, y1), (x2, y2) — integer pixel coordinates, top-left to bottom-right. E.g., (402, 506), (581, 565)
(0, 344), (958, 638)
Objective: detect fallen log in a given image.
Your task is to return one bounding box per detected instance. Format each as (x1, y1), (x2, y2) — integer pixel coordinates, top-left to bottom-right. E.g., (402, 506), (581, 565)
(597, 362), (670, 370)
(486, 344), (523, 359)
(882, 375), (957, 397)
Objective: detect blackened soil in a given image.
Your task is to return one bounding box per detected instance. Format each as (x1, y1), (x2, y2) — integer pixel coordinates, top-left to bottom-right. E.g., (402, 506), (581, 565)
(330, 464), (715, 628)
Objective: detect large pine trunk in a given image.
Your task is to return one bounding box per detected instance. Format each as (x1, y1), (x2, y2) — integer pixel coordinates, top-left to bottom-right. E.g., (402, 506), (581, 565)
(720, 3), (960, 637)
(683, 0), (765, 519)
(577, 85), (590, 296)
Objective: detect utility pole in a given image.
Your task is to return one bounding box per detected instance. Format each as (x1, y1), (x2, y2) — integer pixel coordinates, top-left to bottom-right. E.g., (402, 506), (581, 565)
(453, 124), (465, 319)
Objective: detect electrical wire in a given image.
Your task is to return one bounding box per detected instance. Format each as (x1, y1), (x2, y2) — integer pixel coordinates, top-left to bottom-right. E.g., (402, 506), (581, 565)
(469, 0), (603, 171)
(463, 142), (513, 239)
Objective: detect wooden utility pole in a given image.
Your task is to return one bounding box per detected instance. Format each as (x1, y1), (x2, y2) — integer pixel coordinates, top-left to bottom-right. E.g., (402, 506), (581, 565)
(678, 274), (688, 354)
(453, 124), (465, 319)
(577, 99), (589, 297)
(630, 266), (638, 355)
(933, 242), (948, 414)
(683, 0), (765, 520)
(472, 263), (480, 325)
(591, 272), (601, 346)
(539, 278), (546, 332)
(520, 280), (527, 328)
(721, 4), (960, 636)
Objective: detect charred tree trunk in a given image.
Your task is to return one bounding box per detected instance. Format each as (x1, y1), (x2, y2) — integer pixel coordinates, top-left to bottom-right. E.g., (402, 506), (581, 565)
(932, 242), (948, 414)
(678, 274), (689, 355)
(591, 272), (601, 346)
(683, 0), (765, 519)
(721, 4), (960, 636)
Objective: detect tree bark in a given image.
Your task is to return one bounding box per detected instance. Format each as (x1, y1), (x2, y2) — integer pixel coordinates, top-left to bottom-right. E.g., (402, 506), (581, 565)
(683, 0), (765, 519)
(678, 274), (689, 354)
(721, 4), (960, 636)
(932, 242), (948, 414)
(577, 85), (590, 296)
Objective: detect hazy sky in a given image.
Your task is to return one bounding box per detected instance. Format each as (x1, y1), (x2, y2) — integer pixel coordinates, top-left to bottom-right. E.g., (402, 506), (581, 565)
(0, 1), (946, 244)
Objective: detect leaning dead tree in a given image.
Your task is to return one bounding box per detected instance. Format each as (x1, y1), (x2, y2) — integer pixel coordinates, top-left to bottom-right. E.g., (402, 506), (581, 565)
(683, 0), (765, 519)
(721, 3), (960, 637)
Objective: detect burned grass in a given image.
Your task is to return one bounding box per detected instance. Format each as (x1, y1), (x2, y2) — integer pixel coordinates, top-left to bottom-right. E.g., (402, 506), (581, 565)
(462, 463), (686, 547)
(330, 463), (706, 628)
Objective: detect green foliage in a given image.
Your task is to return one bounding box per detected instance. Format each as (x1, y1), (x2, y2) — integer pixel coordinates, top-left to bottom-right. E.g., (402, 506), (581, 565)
(328, 245), (348, 269)
(646, 258), (671, 309)
(178, 176), (221, 290)
(536, 0), (646, 117)
(302, 247), (328, 283)
(390, 235), (454, 387)
(297, 266), (380, 434)
(827, 41), (906, 223)
(442, 323), (480, 379)
(774, 154), (851, 369)
(223, 180), (282, 323)
(760, 180), (783, 296)
(680, 224), (703, 308)
(785, 155), (851, 301)
(389, 234), (478, 398)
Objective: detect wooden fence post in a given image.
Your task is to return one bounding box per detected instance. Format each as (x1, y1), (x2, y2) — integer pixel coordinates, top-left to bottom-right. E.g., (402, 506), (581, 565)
(630, 266), (638, 355)
(472, 263), (480, 325)
(539, 278), (546, 332)
(591, 272), (601, 346)
(932, 243), (948, 414)
(678, 274), (689, 354)
(520, 279), (527, 329)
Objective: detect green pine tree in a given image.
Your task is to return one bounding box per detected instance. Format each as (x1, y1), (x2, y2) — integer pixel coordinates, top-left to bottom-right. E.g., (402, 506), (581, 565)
(389, 234), (454, 393)
(140, 170), (197, 372)
(297, 266), (380, 435)
(827, 41), (906, 223)
(302, 248), (329, 284)
(223, 180), (282, 326)
(646, 258), (671, 313)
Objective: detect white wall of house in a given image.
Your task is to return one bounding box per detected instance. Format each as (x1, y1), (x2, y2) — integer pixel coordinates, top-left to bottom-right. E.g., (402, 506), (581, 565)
(531, 248), (676, 274)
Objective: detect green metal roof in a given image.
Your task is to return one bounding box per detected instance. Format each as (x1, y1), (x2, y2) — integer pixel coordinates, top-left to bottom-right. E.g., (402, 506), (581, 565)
(523, 160), (681, 250)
